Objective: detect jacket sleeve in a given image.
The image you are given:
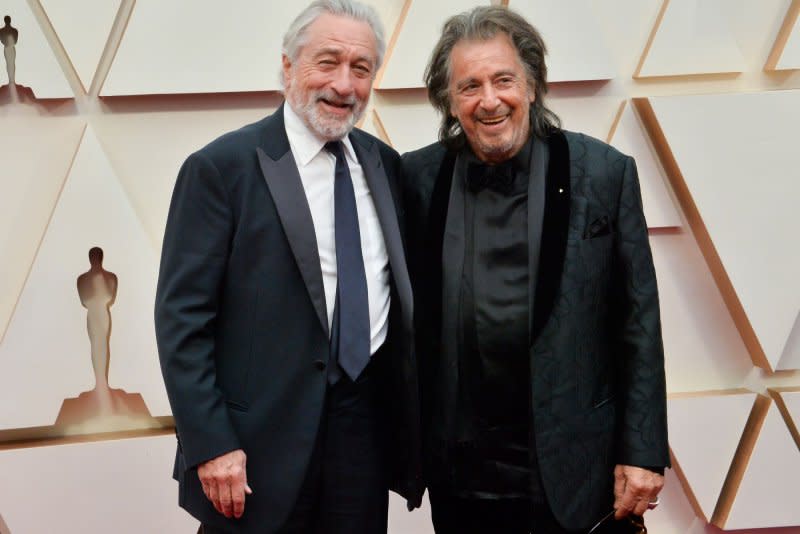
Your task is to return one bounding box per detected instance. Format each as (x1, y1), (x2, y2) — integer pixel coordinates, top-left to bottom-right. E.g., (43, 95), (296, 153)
(154, 150), (241, 470)
(612, 156), (670, 469)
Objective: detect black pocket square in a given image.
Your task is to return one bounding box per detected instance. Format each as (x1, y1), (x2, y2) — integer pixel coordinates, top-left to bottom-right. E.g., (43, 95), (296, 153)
(584, 215), (611, 239)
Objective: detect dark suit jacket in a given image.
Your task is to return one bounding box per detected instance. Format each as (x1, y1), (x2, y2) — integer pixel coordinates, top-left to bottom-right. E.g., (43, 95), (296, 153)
(155, 105), (422, 534)
(402, 129), (669, 532)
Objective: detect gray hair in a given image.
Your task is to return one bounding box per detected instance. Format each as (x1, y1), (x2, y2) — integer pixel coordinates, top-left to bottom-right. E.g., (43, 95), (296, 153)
(424, 6), (560, 145)
(282, 0), (386, 74)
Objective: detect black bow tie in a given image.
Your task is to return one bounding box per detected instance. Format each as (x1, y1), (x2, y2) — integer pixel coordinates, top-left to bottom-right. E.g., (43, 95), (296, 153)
(465, 160), (516, 194)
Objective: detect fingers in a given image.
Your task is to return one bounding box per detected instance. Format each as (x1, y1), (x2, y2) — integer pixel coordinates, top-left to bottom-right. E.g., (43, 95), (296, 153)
(612, 464), (665, 519)
(613, 465), (629, 519)
(197, 449), (251, 519)
(220, 482), (234, 518)
(206, 480), (222, 515)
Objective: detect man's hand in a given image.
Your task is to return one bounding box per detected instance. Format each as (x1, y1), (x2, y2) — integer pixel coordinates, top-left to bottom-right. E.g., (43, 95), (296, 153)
(197, 449), (253, 519)
(613, 464), (664, 519)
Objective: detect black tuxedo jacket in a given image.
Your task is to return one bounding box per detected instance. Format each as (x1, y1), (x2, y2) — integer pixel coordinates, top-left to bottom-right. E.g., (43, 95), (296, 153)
(402, 129), (669, 531)
(155, 105), (422, 533)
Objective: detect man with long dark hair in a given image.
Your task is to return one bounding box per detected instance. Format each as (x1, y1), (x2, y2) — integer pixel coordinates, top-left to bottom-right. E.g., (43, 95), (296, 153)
(403, 6), (668, 533)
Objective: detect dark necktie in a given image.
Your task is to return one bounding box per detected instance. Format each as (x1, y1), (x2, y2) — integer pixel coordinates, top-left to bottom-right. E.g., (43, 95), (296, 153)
(325, 141), (370, 382)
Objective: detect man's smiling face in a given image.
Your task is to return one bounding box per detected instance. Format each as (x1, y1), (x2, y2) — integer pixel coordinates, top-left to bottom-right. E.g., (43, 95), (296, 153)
(282, 13), (377, 141)
(448, 33), (534, 163)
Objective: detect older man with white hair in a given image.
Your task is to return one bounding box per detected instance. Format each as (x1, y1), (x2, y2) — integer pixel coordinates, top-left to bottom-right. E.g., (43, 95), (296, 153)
(155, 1), (422, 532)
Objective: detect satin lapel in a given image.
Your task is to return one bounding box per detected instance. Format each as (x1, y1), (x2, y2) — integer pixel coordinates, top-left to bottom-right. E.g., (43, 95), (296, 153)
(532, 129), (572, 340)
(256, 144), (328, 337)
(527, 135), (548, 346)
(350, 134), (413, 326)
(441, 154), (466, 359)
(419, 149), (456, 354)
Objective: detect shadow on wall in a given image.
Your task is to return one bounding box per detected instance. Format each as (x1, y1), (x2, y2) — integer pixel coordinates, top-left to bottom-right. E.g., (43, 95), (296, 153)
(54, 247), (159, 434)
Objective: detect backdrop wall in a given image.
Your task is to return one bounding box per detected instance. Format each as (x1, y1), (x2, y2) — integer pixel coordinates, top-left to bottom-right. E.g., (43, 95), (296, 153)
(1, 0), (799, 532)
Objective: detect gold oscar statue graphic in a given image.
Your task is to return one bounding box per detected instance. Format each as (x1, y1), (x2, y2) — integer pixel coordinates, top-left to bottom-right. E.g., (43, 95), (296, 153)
(55, 247), (158, 433)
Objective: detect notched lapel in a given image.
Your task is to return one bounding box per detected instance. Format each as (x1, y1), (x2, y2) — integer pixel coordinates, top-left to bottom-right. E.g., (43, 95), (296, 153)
(256, 147), (329, 336)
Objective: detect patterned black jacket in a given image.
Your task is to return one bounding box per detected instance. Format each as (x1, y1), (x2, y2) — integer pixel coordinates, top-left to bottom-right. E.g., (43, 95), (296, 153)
(401, 129), (670, 531)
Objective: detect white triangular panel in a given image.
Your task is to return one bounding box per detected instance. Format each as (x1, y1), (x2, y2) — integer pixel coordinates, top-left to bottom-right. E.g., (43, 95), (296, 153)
(374, 101), (439, 153)
(39, 0), (120, 91)
(590, 0), (663, 74)
(651, 234), (753, 392)
(609, 102), (681, 228)
(101, 1), (307, 95)
(777, 9), (800, 70)
(508, 0), (616, 81)
(92, 106), (276, 250)
(0, 435), (198, 533)
(0, 126), (168, 430)
(0, 117), (84, 341)
(548, 95), (621, 143)
(778, 312), (800, 371)
(650, 91), (800, 371)
(725, 402), (800, 529)
(667, 393), (755, 520)
(777, 389), (800, 435)
(378, 0), (487, 89)
(0, 0), (72, 98)
(638, 0), (745, 77)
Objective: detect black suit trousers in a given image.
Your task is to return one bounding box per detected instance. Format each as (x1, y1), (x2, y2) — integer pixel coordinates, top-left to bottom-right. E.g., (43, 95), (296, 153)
(202, 358), (388, 534)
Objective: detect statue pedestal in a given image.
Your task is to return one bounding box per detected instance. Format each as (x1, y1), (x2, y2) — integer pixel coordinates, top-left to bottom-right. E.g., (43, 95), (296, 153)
(0, 84), (35, 105)
(55, 388), (159, 434)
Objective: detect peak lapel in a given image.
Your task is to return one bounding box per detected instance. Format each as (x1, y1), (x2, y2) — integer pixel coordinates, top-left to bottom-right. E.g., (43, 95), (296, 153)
(256, 127), (328, 336)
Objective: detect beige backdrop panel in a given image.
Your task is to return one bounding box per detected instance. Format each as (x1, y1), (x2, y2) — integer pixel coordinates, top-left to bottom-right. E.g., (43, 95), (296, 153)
(1, 0), (799, 532)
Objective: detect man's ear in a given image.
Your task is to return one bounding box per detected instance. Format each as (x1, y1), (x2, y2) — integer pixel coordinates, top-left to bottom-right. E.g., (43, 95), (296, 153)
(282, 54), (292, 86)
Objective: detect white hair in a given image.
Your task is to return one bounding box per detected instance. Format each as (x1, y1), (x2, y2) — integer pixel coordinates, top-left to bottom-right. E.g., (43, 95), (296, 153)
(282, 0), (386, 74)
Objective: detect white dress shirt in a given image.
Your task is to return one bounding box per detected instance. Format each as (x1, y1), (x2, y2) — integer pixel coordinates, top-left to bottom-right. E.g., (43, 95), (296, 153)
(283, 103), (390, 355)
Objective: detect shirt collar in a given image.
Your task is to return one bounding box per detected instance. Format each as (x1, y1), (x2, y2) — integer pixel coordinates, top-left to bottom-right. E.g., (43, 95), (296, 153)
(283, 101), (356, 167)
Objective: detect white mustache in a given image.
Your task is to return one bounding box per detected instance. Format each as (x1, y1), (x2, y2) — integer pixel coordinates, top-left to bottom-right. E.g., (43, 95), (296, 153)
(316, 91), (357, 107)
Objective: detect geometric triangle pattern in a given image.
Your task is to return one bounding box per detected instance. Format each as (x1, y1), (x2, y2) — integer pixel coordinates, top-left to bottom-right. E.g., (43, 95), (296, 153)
(635, 0), (745, 78)
(100, 1), (308, 96)
(650, 234), (754, 393)
(0, 0), (73, 98)
(667, 392), (756, 522)
(373, 100), (439, 154)
(547, 95), (622, 144)
(779, 311), (800, 371)
(723, 399), (800, 529)
(765, 0), (800, 71)
(39, 0), (121, 92)
(0, 125), (168, 431)
(507, 0), (615, 81)
(642, 91), (800, 372)
(0, 117), (85, 343)
(92, 106), (277, 250)
(377, 0), (487, 89)
(607, 101), (681, 228)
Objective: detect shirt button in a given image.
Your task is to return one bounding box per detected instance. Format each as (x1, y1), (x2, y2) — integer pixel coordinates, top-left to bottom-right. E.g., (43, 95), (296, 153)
(313, 360), (326, 371)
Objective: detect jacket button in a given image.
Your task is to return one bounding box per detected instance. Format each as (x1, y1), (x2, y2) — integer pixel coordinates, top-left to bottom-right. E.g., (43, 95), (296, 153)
(313, 360), (326, 371)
